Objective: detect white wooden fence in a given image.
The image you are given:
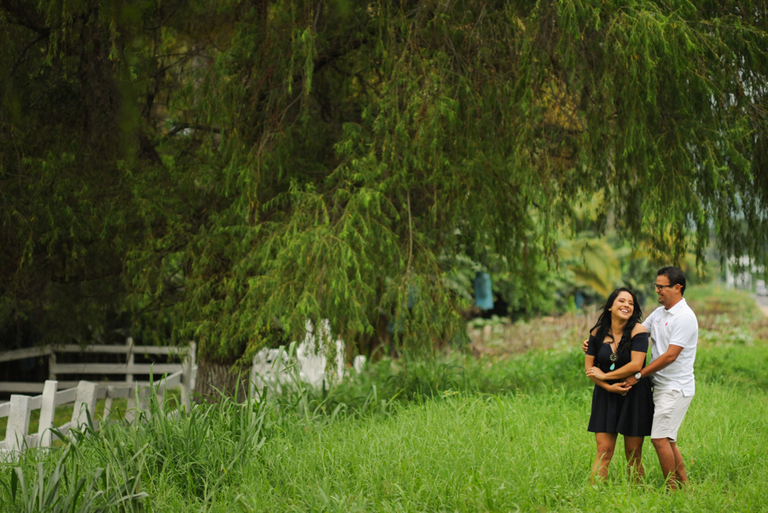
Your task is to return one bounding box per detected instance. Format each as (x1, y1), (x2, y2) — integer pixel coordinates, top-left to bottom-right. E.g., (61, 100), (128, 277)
(0, 366), (198, 458)
(0, 338), (195, 394)
(249, 320), (365, 398)
(0, 325), (366, 459)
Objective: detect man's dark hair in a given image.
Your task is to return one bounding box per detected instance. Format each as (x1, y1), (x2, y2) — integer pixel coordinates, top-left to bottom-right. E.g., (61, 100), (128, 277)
(658, 266), (686, 295)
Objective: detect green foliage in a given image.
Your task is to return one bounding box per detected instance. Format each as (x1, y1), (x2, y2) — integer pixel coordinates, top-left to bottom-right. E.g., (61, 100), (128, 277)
(3, 324), (768, 510)
(2, 1), (768, 376)
(234, 384), (768, 512)
(110, 390), (270, 503)
(697, 343), (768, 389)
(686, 283), (768, 389)
(0, 384), (270, 510)
(1, 431), (147, 513)
(558, 234), (623, 298)
(313, 349), (587, 417)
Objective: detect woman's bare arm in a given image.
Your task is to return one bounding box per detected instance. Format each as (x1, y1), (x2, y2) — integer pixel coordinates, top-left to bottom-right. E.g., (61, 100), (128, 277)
(586, 350), (646, 381)
(585, 354), (631, 394)
(585, 324), (648, 381)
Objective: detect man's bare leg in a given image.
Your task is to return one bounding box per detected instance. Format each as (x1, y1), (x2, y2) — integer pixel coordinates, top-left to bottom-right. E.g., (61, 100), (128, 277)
(652, 437), (687, 490)
(670, 441), (688, 485)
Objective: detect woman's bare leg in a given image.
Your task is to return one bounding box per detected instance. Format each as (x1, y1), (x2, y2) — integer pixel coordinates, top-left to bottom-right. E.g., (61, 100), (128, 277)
(591, 433), (617, 484)
(624, 436), (645, 481)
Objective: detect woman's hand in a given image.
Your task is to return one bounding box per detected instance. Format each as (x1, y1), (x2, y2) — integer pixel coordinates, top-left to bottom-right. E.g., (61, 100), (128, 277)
(608, 382), (632, 396)
(585, 367), (607, 380)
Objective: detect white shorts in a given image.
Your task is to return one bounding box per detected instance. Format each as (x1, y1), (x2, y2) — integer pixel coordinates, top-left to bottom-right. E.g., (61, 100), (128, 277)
(651, 389), (693, 441)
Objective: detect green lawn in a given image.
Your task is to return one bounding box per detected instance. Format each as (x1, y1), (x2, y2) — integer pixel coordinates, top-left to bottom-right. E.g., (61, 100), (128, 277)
(232, 384), (768, 512)
(1, 284), (767, 511)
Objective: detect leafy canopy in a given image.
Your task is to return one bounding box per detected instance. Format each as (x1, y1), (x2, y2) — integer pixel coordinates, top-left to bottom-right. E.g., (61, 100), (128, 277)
(1, 0), (767, 361)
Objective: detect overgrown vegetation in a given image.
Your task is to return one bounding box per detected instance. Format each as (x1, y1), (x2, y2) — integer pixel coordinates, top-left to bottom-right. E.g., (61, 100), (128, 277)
(3, 1), (768, 397)
(1, 286), (766, 511)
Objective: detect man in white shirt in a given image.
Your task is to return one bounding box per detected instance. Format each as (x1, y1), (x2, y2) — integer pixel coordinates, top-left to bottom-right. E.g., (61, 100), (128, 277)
(623, 266), (697, 490)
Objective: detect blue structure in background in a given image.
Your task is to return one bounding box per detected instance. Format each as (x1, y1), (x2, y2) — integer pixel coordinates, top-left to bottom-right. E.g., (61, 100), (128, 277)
(474, 272), (494, 310)
(389, 284), (419, 334)
(575, 290), (585, 310)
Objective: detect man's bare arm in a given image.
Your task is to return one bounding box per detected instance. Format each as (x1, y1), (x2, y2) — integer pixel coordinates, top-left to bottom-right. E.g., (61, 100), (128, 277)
(623, 344), (683, 385)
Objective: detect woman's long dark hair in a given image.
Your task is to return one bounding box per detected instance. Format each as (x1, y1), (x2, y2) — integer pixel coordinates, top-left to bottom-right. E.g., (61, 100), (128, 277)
(590, 287), (643, 363)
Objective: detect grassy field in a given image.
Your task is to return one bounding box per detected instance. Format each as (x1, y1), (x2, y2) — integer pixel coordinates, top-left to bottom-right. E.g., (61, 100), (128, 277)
(1, 284), (767, 511)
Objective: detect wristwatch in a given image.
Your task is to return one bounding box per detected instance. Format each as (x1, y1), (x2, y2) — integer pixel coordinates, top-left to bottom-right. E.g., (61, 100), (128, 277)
(634, 372), (642, 380)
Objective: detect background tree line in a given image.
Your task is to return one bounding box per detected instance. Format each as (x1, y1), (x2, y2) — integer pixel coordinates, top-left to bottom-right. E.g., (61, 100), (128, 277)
(1, 0), (767, 398)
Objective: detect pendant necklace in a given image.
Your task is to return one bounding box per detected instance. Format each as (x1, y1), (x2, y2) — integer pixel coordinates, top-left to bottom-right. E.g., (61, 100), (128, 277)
(609, 331), (620, 370)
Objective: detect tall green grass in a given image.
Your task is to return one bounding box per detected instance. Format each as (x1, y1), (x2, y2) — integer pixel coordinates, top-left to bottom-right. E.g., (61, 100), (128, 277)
(0, 389), (271, 512)
(1, 285), (766, 511)
(235, 384), (768, 512)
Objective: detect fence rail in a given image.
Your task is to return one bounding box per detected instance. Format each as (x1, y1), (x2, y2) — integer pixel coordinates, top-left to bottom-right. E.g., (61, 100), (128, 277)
(0, 328), (367, 460)
(0, 339), (195, 394)
(0, 365), (197, 459)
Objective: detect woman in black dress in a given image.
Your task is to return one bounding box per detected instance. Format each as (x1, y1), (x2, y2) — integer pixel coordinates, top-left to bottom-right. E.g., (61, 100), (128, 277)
(584, 287), (653, 483)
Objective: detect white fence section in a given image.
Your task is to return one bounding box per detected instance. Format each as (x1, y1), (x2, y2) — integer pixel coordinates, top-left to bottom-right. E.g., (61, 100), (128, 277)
(0, 339), (196, 394)
(250, 320), (365, 398)
(0, 327), (367, 458)
(0, 365), (198, 459)
(298, 319), (345, 388)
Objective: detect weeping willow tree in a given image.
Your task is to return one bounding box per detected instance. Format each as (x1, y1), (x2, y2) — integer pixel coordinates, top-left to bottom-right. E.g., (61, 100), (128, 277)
(2, 0), (767, 398)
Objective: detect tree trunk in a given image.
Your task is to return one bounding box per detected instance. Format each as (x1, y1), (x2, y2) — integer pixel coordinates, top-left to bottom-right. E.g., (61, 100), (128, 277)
(194, 357), (249, 404)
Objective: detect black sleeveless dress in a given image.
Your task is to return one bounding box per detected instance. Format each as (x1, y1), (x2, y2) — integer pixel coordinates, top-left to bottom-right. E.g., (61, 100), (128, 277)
(586, 332), (654, 436)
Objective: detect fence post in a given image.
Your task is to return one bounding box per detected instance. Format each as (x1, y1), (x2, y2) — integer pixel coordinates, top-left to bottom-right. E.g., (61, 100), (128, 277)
(125, 382), (137, 423)
(136, 385), (150, 417)
(126, 337), (134, 384)
(71, 381), (98, 430)
(180, 342), (195, 412)
(154, 377), (165, 413)
(103, 385), (116, 421)
(37, 380), (58, 448)
(49, 348), (57, 381)
(249, 352), (258, 400)
(189, 341), (197, 390)
(6, 395), (31, 453)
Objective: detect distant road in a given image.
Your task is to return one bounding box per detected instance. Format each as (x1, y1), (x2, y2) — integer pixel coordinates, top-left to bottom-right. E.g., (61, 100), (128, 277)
(757, 295), (768, 317)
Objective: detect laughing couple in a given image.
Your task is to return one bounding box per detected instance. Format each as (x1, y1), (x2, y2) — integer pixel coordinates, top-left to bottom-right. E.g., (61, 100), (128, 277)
(582, 265), (697, 490)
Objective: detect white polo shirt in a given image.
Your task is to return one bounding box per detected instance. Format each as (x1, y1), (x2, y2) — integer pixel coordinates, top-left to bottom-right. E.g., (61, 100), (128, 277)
(642, 297), (698, 396)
